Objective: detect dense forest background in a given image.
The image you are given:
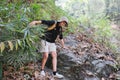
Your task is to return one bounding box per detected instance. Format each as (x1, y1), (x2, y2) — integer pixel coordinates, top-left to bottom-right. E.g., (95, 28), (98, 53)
(56, 0), (120, 51)
(0, 0), (120, 79)
(56, 0), (120, 63)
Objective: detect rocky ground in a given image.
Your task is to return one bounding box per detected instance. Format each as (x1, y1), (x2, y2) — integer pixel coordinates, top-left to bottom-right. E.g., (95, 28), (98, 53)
(2, 32), (120, 80)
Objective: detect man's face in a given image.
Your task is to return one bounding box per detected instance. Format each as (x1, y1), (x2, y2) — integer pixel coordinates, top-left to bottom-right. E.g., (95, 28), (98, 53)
(60, 21), (67, 27)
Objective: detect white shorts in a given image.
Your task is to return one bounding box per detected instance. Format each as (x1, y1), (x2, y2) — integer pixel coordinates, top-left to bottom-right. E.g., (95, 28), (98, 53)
(40, 40), (56, 53)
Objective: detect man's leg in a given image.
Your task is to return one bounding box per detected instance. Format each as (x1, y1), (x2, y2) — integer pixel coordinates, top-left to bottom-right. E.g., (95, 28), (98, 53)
(51, 51), (64, 78)
(51, 51), (57, 72)
(49, 43), (64, 78)
(41, 52), (49, 70)
(40, 52), (48, 76)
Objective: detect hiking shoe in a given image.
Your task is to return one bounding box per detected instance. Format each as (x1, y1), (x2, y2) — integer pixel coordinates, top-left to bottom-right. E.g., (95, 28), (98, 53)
(53, 73), (64, 78)
(40, 71), (45, 76)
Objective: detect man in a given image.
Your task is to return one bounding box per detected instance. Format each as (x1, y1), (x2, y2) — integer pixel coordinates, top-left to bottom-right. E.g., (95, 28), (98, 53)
(29, 17), (68, 78)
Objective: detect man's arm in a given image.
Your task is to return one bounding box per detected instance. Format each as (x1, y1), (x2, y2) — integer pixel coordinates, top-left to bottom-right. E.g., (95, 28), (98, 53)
(59, 28), (66, 48)
(29, 21), (42, 26)
(60, 39), (65, 48)
(29, 20), (55, 26)
(60, 39), (68, 49)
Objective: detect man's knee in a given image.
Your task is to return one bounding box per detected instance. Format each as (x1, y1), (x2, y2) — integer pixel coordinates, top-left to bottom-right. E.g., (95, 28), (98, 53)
(43, 53), (49, 59)
(51, 52), (57, 58)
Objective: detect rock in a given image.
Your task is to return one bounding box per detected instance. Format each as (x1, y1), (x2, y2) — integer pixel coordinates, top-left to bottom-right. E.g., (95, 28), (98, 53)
(92, 59), (116, 78)
(23, 73), (31, 80)
(84, 76), (100, 80)
(34, 71), (39, 79)
(109, 73), (116, 79)
(116, 70), (120, 79)
(56, 33), (117, 80)
(85, 70), (95, 76)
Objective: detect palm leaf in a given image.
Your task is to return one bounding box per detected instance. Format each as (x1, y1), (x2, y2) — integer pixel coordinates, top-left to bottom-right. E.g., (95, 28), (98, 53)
(15, 41), (18, 50)
(17, 39), (22, 47)
(0, 42), (5, 53)
(8, 41), (14, 51)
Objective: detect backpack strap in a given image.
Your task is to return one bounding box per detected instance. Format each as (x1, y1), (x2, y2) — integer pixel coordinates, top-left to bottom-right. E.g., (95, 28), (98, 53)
(47, 20), (57, 31)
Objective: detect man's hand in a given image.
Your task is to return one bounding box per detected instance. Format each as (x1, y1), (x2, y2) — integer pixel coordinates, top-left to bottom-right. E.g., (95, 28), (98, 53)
(29, 21), (37, 26)
(59, 39), (69, 49)
(29, 21), (42, 27)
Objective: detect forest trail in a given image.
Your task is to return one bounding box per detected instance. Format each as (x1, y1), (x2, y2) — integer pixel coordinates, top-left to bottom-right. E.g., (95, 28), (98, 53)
(3, 32), (120, 80)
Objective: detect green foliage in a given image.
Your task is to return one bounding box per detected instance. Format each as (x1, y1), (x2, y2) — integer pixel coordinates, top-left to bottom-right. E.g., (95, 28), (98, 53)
(0, 0), (68, 68)
(0, 1), (40, 52)
(94, 18), (112, 41)
(3, 47), (40, 69)
(62, 0), (118, 51)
